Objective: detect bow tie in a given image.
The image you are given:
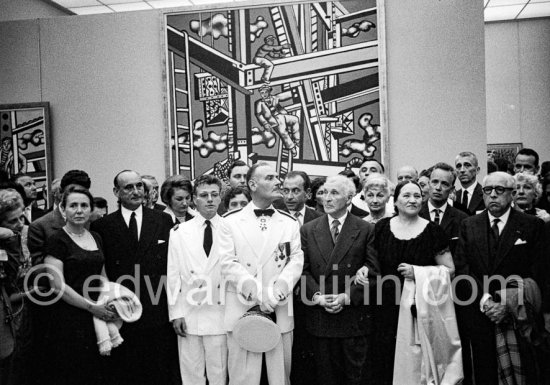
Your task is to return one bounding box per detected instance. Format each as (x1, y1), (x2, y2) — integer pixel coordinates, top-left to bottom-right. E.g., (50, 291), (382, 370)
(254, 209), (275, 217)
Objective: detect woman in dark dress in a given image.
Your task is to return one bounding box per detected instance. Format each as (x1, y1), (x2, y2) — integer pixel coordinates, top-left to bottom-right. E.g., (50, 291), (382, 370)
(43, 185), (117, 385)
(369, 181), (455, 384)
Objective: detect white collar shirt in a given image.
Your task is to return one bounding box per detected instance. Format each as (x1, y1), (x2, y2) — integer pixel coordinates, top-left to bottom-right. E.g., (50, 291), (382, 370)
(121, 205), (143, 240)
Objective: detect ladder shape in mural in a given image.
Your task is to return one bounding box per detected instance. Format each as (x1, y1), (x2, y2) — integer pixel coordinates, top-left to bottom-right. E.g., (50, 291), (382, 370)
(170, 31), (195, 178)
(269, 7), (292, 58)
(276, 139), (294, 179)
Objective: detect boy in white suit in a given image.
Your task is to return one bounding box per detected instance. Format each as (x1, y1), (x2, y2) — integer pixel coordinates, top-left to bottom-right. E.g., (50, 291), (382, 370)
(167, 174), (227, 385)
(218, 162), (304, 385)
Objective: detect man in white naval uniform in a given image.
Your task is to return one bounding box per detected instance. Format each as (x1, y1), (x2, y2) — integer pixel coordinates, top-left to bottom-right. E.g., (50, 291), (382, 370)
(167, 174), (228, 385)
(218, 161), (304, 385)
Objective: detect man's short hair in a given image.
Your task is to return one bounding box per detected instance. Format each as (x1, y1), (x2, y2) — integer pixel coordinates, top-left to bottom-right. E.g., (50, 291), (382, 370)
(61, 170), (91, 190)
(431, 162), (457, 184)
(193, 174), (222, 195)
(482, 171), (515, 188)
(419, 167), (433, 179)
(227, 160), (248, 179)
(360, 158), (385, 173)
(325, 175), (356, 199)
(93, 197), (108, 209)
(455, 151), (479, 168)
(285, 170), (311, 191)
(113, 169), (135, 189)
(516, 148), (540, 168)
(141, 175), (158, 183)
(338, 169), (361, 193)
(246, 161), (270, 186)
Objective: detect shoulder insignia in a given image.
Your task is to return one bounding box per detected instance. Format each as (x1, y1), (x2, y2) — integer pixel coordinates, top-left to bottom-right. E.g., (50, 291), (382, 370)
(276, 209), (297, 221)
(222, 207), (244, 217)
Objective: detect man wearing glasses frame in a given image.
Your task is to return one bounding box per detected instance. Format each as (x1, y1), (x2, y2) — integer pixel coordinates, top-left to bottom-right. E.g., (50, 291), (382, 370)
(454, 172), (546, 385)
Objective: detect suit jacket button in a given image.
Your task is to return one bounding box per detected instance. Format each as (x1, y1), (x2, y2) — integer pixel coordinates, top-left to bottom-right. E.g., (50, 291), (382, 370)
(347, 264), (351, 268)
(190, 270), (195, 274)
(217, 301), (221, 305)
(217, 284), (220, 289)
(247, 263), (251, 267)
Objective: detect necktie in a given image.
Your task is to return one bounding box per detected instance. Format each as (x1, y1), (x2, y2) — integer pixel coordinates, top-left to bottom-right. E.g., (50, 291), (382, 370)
(491, 218), (500, 242)
(254, 209), (275, 217)
(203, 220), (212, 256)
(331, 219), (340, 244)
(294, 211), (302, 226)
(462, 190), (469, 208)
(433, 209), (441, 225)
(129, 212), (138, 242)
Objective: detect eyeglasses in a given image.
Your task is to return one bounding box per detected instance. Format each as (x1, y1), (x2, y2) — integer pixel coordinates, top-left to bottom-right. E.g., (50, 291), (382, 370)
(482, 186), (513, 195)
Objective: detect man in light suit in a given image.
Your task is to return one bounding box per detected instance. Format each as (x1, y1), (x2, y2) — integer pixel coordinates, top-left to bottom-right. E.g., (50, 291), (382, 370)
(454, 172), (546, 385)
(301, 175), (380, 385)
(91, 170), (180, 385)
(454, 151), (485, 215)
(167, 174), (228, 385)
(218, 162), (304, 385)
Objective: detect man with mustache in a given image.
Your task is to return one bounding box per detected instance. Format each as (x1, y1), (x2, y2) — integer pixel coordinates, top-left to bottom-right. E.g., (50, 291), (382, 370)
(218, 162), (303, 385)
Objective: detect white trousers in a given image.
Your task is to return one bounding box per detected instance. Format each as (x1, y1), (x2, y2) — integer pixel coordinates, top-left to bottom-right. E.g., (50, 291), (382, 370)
(227, 331), (293, 385)
(177, 333), (228, 385)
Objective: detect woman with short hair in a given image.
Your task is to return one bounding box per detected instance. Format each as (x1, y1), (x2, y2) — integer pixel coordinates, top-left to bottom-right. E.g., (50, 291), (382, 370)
(160, 175), (195, 224)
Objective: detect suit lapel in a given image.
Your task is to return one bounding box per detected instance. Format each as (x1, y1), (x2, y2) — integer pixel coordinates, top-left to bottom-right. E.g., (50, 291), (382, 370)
(313, 215), (333, 264)
(236, 205), (265, 260)
(473, 213), (491, 270)
(493, 210), (521, 271)
(137, 208), (157, 259)
(419, 204), (430, 221)
(326, 215), (359, 271)
(468, 184), (483, 213)
(440, 207), (454, 233)
(259, 211), (285, 267)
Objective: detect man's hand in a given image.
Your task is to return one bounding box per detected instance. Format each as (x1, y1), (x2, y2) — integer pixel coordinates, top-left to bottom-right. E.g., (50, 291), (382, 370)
(355, 266), (369, 286)
(241, 279), (259, 302)
(484, 299), (508, 324)
(172, 317), (187, 337)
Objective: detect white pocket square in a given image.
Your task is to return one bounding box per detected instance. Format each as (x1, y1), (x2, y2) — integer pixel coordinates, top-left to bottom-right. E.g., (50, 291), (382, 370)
(451, 237), (459, 240)
(514, 239), (527, 245)
(158, 240), (166, 244)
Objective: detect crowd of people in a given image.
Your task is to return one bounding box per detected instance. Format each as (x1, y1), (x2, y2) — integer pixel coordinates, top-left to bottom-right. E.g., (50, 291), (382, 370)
(0, 147), (549, 385)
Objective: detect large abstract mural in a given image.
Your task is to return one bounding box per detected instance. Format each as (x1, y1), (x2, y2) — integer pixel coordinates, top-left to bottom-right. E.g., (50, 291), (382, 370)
(0, 103), (52, 208)
(165, 0), (385, 182)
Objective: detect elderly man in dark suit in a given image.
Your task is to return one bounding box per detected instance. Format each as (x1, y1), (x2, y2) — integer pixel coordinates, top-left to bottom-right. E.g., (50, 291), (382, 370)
(455, 171), (546, 385)
(454, 151), (485, 215)
(281, 170), (322, 385)
(301, 175), (379, 385)
(90, 170), (180, 385)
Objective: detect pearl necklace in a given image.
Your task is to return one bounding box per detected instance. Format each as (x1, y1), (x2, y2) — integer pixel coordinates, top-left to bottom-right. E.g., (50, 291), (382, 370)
(64, 227), (86, 237)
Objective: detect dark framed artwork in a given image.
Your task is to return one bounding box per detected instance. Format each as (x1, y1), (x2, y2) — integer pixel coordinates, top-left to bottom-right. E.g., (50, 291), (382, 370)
(164, 0), (387, 183)
(0, 102), (52, 209)
(487, 143), (522, 167)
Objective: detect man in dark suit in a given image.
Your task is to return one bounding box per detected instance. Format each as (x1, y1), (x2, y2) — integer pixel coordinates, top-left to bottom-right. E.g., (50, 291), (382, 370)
(418, 162), (471, 382)
(282, 170), (322, 225)
(142, 174), (166, 210)
(419, 162), (467, 254)
(281, 170), (322, 385)
(90, 170), (180, 385)
(14, 173), (46, 223)
(301, 175), (380, 385)
(454, 151), (485, 215)
(455, 171), (546, 385)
